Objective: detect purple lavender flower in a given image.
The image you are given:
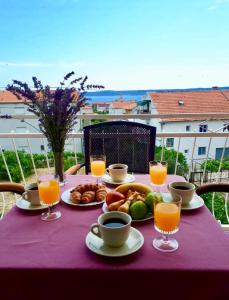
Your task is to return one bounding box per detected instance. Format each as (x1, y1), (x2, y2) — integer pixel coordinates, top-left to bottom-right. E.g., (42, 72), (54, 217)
(6, 72), (104, 153)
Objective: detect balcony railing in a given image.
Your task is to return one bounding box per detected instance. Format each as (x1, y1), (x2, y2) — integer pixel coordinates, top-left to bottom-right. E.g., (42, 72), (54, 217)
(1, 112), (229, 229)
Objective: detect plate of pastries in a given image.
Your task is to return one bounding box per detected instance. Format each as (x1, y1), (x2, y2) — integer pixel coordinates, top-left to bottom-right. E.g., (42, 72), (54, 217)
(61, 183), (109, 206)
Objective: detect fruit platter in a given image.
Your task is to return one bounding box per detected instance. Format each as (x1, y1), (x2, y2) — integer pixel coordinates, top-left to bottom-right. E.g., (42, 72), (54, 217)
(103, 183), (163, 221)
(61, 183), (108, 207)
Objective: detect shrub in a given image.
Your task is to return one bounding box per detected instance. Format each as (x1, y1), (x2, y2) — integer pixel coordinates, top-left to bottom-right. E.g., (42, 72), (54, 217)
(0, 150), (85, 182)
(201, 158), (229, 172)
(155, 146), (189, 177)
(0, 150), (34, 182)
(201, 192), (229, 224)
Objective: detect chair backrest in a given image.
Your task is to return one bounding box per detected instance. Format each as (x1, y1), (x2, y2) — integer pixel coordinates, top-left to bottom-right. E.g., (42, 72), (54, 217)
(196, 183), (229, 231)
(83, 121), (156, 174)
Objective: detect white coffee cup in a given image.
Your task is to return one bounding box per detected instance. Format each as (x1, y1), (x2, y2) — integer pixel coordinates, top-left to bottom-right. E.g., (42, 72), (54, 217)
(168, 181), (196, 206)
(106, 164), (128, 182)
(22, 182), (40, 206)
(90, 211), (132, 247)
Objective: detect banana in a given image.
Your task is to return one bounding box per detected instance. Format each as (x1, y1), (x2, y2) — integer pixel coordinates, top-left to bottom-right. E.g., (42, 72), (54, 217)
(115, 183), (153, 195)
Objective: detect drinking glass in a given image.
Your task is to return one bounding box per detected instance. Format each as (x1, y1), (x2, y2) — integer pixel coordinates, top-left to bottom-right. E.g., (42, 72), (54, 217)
(90, 155), (106, 184)
(38, 176), (61, 221)
(149, 160), (167, 192)
(153, 195), (182, 252)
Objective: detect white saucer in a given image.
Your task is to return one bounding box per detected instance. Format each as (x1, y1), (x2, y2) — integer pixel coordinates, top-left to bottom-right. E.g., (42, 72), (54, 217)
(16, 197), (48, 211)
(85, 227), (144, 257)
(162, 193), (204, 210)
(61, 188), (106, 207)
(102, 203), (153, 222)
(102, 174), (135, 185)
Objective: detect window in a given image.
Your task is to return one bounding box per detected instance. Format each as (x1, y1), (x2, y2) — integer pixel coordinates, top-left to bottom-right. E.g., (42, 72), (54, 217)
(166, 138), (174, 147)
(215, 148), (229, 159)
(186, 125), (190, 132)
(178, 100), (185, 106)
(198, 147), (206, 155)
(184, 149), (189, 154)
(40, 145), (45, 151)
(199, 124), (208, 132)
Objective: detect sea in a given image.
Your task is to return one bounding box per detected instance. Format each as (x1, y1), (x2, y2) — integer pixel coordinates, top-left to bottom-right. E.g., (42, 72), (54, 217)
(86, 87), (229, 103)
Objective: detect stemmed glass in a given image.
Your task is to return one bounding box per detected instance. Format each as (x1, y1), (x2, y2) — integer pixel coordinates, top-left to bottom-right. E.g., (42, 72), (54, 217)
(153, 195), (182, 252)
(90, 155), (106, 184)
(149, 160), (167, 192)
(38, 175), (61, 221)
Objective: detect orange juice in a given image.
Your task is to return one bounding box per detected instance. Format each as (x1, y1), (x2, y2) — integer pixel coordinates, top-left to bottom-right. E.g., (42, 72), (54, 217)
(38, 180), (60, 205)
(150, 165), (167, 185)
(91, 160), (105, 176)
(154, 202), (180, 232)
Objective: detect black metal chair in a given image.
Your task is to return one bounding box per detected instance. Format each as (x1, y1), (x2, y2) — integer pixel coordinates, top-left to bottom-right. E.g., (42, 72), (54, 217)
(83, 121), (156, 174)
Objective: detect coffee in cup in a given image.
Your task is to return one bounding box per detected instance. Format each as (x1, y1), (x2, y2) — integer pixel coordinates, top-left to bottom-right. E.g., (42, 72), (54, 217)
(22, 182), (40, 206)
(168, 182), (195, 206)
(90, 211), (131, 247)
(106, 164), (128, 182)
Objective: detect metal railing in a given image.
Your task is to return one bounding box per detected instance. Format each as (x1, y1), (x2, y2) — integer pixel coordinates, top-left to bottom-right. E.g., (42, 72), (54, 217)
(1, 112), (229, 227)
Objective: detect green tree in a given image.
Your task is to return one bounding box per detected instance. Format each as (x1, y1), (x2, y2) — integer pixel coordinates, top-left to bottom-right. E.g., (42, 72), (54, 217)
(155, 146), (189, 176)
(201, 157), (229, 172)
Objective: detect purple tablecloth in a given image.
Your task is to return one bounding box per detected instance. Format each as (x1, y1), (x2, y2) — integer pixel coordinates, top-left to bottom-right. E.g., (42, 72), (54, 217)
(1, 175), (229, 300)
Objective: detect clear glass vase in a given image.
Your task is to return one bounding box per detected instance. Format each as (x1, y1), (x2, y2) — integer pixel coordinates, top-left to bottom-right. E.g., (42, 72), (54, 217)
(53, 151), (66, 185)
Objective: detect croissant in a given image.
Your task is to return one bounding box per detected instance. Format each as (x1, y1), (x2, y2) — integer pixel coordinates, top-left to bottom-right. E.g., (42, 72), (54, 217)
(81, 191), (96, 204)
(70, 183), (107, 203)
(96, 187), (107, 202)
(74, 183), (105, 194)
(70, 191), (82, 204)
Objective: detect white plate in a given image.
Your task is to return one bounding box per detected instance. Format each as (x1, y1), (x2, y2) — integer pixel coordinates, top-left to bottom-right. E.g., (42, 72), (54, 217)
(161, 193), (205, 210)
(61, 188), (107, 207)
(16, 197), (49, 211)
(102, 203), (153, 222)
(85, 227), (144, 257)
(102, 174), (135, 185)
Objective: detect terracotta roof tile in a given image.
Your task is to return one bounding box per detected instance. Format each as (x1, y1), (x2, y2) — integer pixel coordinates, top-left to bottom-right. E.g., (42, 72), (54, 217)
(111, 98), (137, 110)
(0, 91), (25, 103)
(149, 90), (229, 122)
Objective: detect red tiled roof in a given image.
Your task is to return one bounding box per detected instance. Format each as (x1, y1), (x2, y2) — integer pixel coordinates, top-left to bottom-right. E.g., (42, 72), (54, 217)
(111, 98), (137, 110)
(0, 91), (25, 103)
(149, 90), (229, 122)
(0, 90), (80, 103)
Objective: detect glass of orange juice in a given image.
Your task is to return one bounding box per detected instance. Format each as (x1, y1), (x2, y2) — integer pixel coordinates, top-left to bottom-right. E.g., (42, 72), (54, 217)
(38, 175), (61, 221)
(149, 160), (167, 192)
(90, 155), (106, 184)
(153, 194), (181, 252)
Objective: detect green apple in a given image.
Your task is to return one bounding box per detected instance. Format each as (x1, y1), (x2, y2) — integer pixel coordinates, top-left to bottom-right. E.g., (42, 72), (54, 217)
(145, 192), (163, 212)
(130, 201), (148, 220)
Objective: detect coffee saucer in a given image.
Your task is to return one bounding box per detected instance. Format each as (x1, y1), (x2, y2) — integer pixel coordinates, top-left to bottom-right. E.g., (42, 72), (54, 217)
(162, 193), (204, 210)
(16, 197), (49, 211)
(85, 227), (144, 257)
(102, 174), (135, 185)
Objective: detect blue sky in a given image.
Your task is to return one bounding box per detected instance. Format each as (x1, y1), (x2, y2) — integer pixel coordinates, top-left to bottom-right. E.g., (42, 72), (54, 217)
(0, 0), (229, 90)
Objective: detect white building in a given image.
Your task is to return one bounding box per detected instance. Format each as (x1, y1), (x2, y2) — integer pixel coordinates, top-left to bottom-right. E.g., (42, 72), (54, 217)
(108, 97), (137, 115)
(143, 90), (229, 165)
(0, 91), (82, 153)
